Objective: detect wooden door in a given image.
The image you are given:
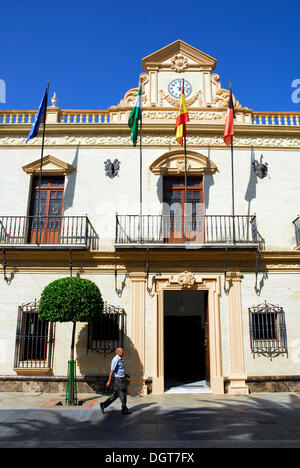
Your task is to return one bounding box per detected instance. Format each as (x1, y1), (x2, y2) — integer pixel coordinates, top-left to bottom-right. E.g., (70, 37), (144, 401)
(29, 176), (64, 244)
(163, 176), (204, 243)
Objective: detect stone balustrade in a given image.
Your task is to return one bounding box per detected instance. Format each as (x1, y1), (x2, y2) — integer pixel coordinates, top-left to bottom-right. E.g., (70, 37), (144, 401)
(1, 108), (300, 127)
(0, 111), (36, 124)
(0, 109), (110, 125)
(252, 111), (300, 126)
(60, 110), (110, 124)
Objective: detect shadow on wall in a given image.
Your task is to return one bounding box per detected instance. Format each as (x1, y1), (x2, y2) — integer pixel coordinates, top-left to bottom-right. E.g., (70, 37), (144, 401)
(245, 147), (258, 218)
(203, 148), (215, 211)
(156, 175), (163, 204)
(63, 145), (79, 212)
(246, 148), (266, 249)
(75, 324), (145, 395)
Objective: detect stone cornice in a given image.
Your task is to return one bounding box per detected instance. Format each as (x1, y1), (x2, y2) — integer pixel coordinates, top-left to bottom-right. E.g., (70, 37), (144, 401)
(1, 249), (300, 273)
(0, 125), (300, 149)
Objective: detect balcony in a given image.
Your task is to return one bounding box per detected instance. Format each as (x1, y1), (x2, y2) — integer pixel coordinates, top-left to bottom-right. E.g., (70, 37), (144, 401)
(115, 214), (259, 249)
(0, 215), (98, 249)
(293, 216), (300, 248)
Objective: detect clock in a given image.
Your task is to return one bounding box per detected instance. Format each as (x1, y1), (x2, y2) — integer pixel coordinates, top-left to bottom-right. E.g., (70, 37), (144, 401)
(168, 79), (192, 99)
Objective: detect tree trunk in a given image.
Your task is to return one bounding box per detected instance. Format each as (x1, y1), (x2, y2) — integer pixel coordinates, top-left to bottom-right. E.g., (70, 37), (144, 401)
(70, 320), (76, 361)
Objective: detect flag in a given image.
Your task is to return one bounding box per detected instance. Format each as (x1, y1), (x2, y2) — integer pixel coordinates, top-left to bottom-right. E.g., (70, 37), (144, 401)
(175, 82), (189, 145)
(26, 84), (49, 144)
(223, 85), (235, 146)
(128, 85), (142, 147)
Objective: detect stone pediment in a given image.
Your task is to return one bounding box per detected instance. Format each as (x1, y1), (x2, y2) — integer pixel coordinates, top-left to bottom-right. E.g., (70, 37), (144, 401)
(149, 150), (218, 176)
(22, 155), (75, 175)
(109, 40), (249, 123)
(142, 39), (217, 72)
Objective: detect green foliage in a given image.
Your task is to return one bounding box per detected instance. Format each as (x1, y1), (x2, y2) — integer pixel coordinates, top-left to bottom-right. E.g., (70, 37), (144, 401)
(38, 276), (103, 323)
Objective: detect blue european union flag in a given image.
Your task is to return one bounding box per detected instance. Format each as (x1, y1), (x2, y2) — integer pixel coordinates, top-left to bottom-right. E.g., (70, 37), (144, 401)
(26, 84), (49, 144)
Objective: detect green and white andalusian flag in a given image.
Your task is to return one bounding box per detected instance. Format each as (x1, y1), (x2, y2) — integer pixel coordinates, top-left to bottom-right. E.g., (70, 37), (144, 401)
(128, 85), (142, 147)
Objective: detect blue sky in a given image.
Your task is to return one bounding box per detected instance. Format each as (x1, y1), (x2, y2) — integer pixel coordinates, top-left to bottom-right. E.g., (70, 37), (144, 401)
(0, 0), (299, 111)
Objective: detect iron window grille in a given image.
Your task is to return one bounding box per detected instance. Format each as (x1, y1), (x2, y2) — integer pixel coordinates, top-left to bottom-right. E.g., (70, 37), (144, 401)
(87, 302), (125, 356)
(14, 300), (54, 370)
(249, 301), (288, 358)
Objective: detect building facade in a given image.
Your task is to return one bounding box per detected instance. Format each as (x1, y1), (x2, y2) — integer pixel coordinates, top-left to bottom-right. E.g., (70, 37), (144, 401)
(0, 40), (300, 396)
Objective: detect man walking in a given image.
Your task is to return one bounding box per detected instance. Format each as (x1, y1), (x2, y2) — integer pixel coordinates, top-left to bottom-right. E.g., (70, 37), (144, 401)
(100, 347), (131, 415)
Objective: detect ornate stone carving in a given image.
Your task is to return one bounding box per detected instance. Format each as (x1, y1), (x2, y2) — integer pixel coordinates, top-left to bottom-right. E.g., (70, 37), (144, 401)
(176, 158), (191, 173)
(213, 88), (241, 109)
(211, 73), (221, 87)
(159, 90), (202, 108)
(142, 109), (222, 120)
(1, 134), (300, 149)
(170, 54), (188, 73)
(117, 74), (149, 107)
(178, 271), (196, 288)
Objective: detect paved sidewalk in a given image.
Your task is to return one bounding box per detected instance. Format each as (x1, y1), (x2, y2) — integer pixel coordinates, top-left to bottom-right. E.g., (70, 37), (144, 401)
(0, 392), (300, 447)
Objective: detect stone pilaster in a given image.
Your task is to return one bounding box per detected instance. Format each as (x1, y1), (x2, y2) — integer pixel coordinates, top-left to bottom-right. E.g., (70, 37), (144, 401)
(128, 272), (147, 396)
(226, 272), (249, 395)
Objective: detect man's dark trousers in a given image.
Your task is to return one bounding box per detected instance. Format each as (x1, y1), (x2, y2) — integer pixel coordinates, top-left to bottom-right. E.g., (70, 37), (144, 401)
(102, 377), (128, 411)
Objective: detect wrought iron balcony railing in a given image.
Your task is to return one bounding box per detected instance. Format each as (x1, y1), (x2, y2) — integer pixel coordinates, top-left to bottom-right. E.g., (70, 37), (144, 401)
(0, 215), (98, 249)
(115, 214), (258, 247)
(293, 216), (300, 248)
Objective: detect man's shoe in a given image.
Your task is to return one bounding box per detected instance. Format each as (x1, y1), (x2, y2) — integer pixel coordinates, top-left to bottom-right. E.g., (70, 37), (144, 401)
(100, 403), (105, 414)
(121, 408), (132, 415)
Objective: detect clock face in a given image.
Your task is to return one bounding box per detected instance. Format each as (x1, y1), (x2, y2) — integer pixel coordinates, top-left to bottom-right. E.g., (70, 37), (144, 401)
(168, 79), (192, 98)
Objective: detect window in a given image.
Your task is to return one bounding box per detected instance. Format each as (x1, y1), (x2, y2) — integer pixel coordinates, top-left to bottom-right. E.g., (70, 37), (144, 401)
(163, 176), (204, 243)
(249, 302), (288, 357)
(28, 176), (65, 244)
(14, 301), (54, 370)
(87, 303), (125, 356)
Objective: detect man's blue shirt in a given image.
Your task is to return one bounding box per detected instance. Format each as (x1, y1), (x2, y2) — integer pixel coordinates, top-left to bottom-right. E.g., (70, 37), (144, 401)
(111, 354), (126, 378)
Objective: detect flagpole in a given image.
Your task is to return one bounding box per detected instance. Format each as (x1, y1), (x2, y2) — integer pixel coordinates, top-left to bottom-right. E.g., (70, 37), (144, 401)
(139, 84), (143, 242)
(140, 85), (143, 220)
(229, 79), (236, 244)
(184, 134), (188, 205)
(182, 79), (188, 207)
(36, 81), (49, 245)
(182, 78), (188, 245)
(231, 140), (236, 244)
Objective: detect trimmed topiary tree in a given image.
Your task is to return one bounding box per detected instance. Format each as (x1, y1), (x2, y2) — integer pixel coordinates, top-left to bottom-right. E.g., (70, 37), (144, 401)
(38, 276), (103, 405)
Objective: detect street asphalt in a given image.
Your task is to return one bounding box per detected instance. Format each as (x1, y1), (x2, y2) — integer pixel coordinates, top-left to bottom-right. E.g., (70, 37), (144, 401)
(0, 391), (300, 448)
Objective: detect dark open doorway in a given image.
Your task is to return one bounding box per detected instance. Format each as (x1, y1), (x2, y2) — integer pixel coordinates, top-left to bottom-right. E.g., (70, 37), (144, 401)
(164, 290), (209, 392)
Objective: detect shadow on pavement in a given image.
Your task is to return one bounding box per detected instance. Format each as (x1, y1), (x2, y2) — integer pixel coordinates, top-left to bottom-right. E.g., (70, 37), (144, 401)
(1, 394), (300, 447)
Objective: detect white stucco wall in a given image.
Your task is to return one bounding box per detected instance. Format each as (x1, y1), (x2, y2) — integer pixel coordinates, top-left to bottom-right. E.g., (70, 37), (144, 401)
(0, 269), (299, 380)
(241, 272), (300, 376)
(0, 145), (299, 250)
(0, 272), (131, 377)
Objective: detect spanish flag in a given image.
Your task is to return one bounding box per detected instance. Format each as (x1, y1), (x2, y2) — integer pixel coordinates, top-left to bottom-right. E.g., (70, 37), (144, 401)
(175, 81), (189, 145)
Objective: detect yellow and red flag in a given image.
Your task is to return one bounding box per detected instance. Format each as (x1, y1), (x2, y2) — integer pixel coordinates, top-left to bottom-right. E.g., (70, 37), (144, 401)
(175, 82), (189, 145)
